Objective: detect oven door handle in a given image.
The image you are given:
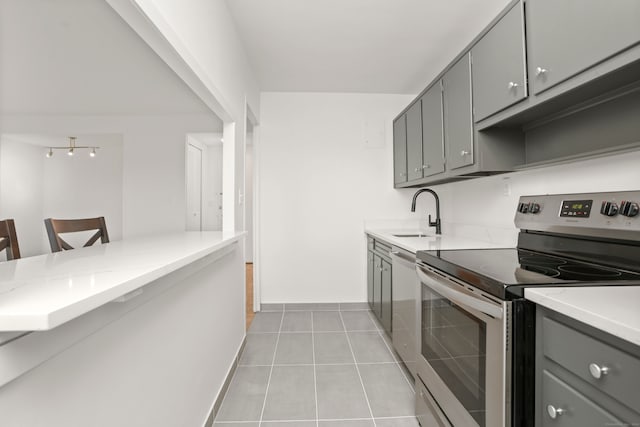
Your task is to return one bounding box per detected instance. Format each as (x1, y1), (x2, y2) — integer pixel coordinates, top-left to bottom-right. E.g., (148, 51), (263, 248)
(416, 265), (503, 319)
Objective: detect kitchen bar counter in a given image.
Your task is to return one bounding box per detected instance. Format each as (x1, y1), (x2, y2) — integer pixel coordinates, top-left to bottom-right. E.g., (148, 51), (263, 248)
(0, 231), (244, 331)
(526, 286), (640, 346)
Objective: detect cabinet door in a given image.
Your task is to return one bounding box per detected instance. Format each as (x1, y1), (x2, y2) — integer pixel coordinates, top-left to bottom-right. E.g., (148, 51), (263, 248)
(443, 54), (474, 170)
(393, 115), (408, 185)
(373, 255), (382, 318)
(421, 83), (445, 177)
(472, 1), (527, 121)
(367, 251), (375, 310)
(406, 102), (424, 181)
(528, 0), (640, 95)
(381, 259), (392, 334)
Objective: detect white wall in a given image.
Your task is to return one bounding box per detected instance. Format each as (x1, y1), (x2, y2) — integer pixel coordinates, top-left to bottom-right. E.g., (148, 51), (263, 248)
(258, 92), (640, 304)
(259, 92), (415, 303)
(433, 149), (640, 234)
(0, 138), (44, 258)
(125, 0), (261, 231)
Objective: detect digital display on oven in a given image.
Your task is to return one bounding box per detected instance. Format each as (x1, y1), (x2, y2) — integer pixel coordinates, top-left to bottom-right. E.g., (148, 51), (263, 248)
(559, 199), (592, 217)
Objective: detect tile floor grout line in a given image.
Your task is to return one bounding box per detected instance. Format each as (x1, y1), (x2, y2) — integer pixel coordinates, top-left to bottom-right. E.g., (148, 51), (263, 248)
(366, 310), (416, 392)
(311, 311), (319, 427)
(257, 310), (285, 426)
(338, 310), (378, 427)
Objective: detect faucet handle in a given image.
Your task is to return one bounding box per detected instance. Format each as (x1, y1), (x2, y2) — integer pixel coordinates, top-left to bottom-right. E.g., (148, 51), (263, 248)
(428, 214), (437, 226)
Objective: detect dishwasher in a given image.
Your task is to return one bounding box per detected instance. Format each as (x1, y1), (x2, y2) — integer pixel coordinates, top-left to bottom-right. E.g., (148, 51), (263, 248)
(390, 245), (419, 379)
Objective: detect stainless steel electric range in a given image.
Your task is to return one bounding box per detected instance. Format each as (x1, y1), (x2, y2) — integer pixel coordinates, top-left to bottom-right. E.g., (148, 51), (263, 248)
(415, 191), (640, 427)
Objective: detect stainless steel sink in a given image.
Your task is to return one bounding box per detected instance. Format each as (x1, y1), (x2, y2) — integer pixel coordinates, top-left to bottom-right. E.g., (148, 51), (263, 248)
(392, 233), (431, 238)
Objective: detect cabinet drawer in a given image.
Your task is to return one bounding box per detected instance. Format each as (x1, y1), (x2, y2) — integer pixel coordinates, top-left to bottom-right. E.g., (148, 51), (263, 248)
(542, 317), (640, 411)
(541, 370), (623, 427)
(373, 239), (392, 257)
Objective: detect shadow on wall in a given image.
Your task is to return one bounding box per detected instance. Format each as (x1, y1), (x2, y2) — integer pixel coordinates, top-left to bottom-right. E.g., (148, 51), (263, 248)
(0, 133), (124, 258)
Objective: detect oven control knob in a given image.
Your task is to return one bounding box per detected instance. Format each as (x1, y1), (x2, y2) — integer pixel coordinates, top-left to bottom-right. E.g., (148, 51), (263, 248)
(529, 203), (541, 214)
(620, 201), (639, 217)
(600, 201), (619, 217)
(518, 202), (529, 214)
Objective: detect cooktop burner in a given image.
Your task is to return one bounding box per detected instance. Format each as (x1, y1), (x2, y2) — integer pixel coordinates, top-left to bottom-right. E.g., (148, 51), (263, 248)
(417, 248), (640, 299)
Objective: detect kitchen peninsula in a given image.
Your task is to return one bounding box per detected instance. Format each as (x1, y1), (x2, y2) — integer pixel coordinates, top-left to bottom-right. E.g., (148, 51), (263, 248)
(0, 232), (245, 426)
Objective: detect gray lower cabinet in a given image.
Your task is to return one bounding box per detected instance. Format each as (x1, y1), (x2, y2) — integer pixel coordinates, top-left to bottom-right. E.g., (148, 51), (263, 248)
(443, 53), (474, 171)
(527, 0), (640, 95)
(535, 307), (640, 426)
(367, 249), (374, 309)
(471, 0), (527, 121)
(366, 236), (392, 335)
(380, 258), (392, 333)
(393, 115), (408, 185)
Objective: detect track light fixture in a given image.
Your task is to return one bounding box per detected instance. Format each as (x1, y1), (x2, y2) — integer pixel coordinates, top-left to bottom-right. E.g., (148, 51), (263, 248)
(45, 137), (100, 158)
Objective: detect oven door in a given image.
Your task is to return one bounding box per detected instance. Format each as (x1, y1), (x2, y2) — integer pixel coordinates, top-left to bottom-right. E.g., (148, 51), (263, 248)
(416, 263), (511, 427)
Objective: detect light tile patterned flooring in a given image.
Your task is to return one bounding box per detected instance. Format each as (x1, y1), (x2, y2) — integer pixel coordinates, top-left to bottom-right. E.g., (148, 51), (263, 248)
(215, 303), (419, 427)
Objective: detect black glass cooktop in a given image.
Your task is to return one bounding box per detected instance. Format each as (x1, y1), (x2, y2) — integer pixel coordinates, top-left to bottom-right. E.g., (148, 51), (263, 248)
(417, 248), (640, 299)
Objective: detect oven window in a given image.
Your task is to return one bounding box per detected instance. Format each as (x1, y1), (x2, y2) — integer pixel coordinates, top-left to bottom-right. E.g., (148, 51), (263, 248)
(422, 285), (487, 427)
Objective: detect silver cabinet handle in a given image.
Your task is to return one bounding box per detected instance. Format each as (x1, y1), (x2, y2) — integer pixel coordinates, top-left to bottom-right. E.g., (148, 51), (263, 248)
(508, 81), (519, 90)
(589, 363), (610, 379)
(423, 164), (430, 169)
(460, 150), (470, 156)
(536, 67), (548, 76)
(547, 405), (564, 419)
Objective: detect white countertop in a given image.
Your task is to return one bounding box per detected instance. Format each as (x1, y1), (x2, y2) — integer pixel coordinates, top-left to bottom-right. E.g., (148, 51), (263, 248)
(0, 231), (244, 331)
(526, 286), (640, 347)
(365, 228), (510, 253)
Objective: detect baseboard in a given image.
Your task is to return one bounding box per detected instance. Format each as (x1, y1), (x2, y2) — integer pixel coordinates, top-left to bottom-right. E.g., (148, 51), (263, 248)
(203, 336), (247, 427)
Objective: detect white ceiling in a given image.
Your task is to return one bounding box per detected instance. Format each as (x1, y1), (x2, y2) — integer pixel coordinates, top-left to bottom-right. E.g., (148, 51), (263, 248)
(0, 0), (220, 121)
(225, 0), (511, 94)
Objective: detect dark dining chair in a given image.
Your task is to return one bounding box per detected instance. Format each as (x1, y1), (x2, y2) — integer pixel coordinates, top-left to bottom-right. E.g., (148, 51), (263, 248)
(44, 217), (110, 253)
(0, 219), (21, 260)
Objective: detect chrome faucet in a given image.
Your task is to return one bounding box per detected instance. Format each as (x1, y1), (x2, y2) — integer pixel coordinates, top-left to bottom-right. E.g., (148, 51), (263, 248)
(411, 188), (442, 235)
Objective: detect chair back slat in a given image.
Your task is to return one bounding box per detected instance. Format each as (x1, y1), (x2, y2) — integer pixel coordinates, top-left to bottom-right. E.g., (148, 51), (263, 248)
(0, 219), (21, 260)
(44, 217), (109, 253)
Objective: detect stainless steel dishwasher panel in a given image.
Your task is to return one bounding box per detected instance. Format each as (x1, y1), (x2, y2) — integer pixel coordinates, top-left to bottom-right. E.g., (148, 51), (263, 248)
(390, 246), (419, 379)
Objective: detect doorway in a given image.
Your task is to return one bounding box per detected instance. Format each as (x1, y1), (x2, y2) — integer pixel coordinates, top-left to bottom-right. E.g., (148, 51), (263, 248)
(185, 133), (224, 232)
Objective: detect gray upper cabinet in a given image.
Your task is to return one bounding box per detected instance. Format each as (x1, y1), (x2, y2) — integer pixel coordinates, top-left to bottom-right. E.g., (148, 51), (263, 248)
(472, 1), (527, 121)
(393, 115), (407, 185)
(443, 53), (474, 170)
(528, 0), (640, 95)
(420, 83), (445, 177)
(406, 101), (424, 181)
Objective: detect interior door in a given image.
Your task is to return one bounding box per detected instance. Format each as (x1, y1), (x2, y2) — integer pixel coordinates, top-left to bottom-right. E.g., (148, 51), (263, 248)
(186, 143), (202, 231)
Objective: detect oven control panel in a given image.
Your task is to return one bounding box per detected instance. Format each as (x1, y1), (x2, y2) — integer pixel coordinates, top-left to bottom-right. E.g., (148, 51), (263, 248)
(560, 199), (592, 217)
(514, 191), (640, 240)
